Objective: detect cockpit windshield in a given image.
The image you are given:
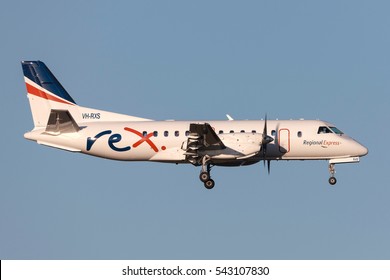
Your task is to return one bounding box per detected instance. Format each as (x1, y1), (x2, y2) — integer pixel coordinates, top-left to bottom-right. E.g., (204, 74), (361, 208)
(317, 126), (344, 135)
(329, 127), (344, 135)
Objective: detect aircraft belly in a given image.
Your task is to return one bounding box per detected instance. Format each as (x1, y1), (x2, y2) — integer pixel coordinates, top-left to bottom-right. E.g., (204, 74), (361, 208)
(149, 147), (186, 162)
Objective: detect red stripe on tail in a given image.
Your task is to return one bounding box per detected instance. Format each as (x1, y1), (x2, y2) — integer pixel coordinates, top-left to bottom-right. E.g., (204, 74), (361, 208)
(25, 82), (75, 105)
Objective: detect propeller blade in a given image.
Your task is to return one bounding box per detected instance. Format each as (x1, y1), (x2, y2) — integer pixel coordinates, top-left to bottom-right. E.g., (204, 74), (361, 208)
(263, 114), (268, 137)
(261, 115), (273, 151)
(260, 114), (273, 175)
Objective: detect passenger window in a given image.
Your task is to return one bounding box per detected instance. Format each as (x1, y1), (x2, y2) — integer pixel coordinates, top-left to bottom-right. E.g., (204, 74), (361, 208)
(185, 131), (190, 136)
(175, 131), (179, 137)
(271, 130), (276, 136)
(164, 131), (169, 137)
(252, 130), (256, 133)
(219, 130), (224, 134)
(153, 131), (158, 137)
(230, 130), (234, 134)
(297, 131), (302, 137)
(143, 131), (148, 137)
(240, 130), (245, 133)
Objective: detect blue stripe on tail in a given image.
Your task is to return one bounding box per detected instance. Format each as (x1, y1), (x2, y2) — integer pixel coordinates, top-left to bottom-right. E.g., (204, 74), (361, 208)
(21, 61), (76, 105)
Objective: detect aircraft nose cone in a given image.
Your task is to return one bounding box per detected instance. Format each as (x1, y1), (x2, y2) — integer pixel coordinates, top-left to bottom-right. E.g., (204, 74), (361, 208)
(357, 143), (368, 157)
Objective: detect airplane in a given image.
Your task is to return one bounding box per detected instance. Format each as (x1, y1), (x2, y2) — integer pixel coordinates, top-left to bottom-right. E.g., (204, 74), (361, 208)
(21, 61), (368, 189)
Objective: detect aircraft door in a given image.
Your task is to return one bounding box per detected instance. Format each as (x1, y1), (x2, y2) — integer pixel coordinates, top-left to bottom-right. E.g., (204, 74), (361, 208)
(278, 128), (290, 153)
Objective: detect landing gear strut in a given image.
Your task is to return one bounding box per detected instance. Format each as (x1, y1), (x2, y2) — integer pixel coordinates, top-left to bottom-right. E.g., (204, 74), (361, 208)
(200, 156), (215, 189)
(328, 163), (337, 185)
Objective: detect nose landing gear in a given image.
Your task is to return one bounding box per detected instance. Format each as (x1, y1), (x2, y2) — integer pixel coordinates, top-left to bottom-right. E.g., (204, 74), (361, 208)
(327, 157), (362, 186)
(328, 163), (337, 185)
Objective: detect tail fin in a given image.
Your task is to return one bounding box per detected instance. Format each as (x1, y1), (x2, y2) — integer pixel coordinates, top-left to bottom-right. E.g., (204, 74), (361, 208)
(22, 61), (77, 128)
(22, 60), (153, 129)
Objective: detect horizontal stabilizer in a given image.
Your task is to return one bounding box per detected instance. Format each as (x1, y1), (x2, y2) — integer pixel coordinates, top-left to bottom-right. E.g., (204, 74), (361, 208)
(45, 110), (80, 135)
(37, 141), (81, 152)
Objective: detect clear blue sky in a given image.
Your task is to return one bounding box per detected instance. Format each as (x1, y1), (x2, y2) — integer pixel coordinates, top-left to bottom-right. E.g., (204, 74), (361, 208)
(1, 0), (389, 259)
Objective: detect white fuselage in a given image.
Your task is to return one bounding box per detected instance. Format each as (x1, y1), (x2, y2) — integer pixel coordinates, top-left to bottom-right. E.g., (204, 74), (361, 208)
(25, 119), (368, 165)
(21, 60), (369, 187)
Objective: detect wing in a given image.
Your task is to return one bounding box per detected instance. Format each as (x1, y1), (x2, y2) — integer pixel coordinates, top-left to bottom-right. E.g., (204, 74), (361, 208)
(189, 123), (226, 149)
(184, 123), (225, 165)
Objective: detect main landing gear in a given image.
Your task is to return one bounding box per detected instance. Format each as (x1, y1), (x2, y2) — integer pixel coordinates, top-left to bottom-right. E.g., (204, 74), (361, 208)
(199, 155), (215, 189)
(328, 163), (337, 185)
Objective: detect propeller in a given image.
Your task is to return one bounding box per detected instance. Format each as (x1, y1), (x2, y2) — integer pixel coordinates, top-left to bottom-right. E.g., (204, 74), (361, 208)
(261, 114), (274, 174)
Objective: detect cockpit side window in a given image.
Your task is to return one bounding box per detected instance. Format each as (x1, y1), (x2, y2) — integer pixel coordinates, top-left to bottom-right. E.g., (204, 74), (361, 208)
(317, 126), (332, 134)
(329, 127), (344, 135)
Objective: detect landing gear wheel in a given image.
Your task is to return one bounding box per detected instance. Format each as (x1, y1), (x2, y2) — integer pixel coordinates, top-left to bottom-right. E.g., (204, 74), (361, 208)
(204, 179), (215, 189)
(328, 162), (337, 186)
(329, 177), (337, 185)
(199, 171), (210, 182)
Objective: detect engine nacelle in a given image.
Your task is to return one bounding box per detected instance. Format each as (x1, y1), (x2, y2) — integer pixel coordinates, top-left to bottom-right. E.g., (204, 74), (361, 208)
(199, 133), (263, 159)
(220, 132), (262, 154)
